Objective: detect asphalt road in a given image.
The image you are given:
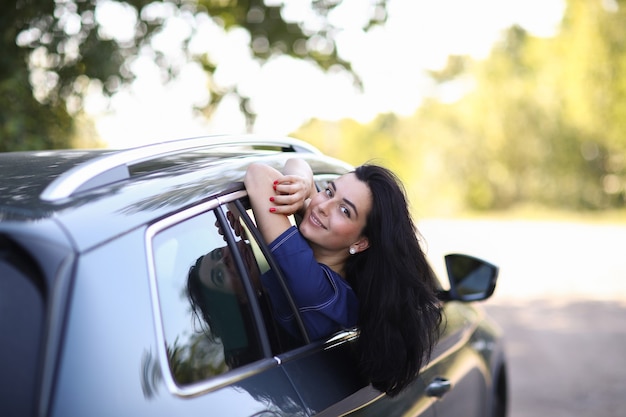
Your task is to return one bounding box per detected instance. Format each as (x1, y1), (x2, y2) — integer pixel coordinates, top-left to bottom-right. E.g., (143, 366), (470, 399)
(419, 219), (626, 417)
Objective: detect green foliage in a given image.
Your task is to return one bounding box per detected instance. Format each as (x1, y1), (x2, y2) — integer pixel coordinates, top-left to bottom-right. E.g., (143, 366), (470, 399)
(0, 0), (387, 151)
(167, 335), (228, 385)
(0, 71), (74, 151)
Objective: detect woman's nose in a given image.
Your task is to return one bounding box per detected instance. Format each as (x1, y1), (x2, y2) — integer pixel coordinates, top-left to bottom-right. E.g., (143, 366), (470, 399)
(317, 199), (330, 216)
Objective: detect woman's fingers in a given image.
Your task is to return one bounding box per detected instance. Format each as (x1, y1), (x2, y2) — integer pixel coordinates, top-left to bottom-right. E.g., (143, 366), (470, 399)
(275, 184), (307, 200)
(270, 193), (301, 206)
(269, 174), (313, 215)
(270, 191), (309, 215)
(274, 177), (305, 196)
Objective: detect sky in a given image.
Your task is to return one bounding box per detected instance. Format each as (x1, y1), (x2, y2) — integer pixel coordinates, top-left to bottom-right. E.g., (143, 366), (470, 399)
(86, 0), (566, 149)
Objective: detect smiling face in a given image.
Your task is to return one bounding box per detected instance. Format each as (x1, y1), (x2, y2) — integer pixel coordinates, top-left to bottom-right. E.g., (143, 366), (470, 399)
(299, 173), (372, 256)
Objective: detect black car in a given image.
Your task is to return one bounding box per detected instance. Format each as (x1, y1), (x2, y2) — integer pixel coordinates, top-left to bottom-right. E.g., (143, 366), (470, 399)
(0, 135), (507, 417)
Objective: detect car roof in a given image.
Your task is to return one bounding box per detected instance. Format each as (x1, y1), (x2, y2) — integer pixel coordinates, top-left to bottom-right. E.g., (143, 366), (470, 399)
(0, 149), (114, 213)
(0, 135), (352, 251)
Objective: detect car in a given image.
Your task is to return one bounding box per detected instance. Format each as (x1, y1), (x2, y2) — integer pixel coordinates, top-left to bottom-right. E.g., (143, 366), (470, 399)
(0, 135), (507, 417)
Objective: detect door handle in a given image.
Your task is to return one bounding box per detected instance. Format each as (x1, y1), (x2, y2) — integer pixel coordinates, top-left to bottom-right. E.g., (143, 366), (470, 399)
(425, 377), (452, 398)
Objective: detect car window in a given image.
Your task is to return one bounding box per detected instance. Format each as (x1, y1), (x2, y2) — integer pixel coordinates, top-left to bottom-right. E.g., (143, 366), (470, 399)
(0, 237), (45, 417)
(151, 209), (264, 386)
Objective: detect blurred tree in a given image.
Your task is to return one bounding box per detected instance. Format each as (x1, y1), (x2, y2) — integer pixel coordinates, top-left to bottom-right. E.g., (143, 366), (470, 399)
(413, 0), (626, 211)
(0, 0), (387, 151)
(0, 71), (73, 151)
(553, 0), (626, 208)
(0, 1), (73, 150)
(432, 26), (566, 210)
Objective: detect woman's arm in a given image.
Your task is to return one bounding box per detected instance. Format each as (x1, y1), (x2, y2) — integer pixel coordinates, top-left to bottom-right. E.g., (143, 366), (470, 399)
(244, 159), (315, 244)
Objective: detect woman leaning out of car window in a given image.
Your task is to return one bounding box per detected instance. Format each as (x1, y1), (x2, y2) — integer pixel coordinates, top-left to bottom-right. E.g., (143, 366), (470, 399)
(244, 158), (442, 397)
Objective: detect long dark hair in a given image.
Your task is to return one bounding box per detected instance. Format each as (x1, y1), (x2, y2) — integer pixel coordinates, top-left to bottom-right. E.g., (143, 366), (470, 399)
(345, 165), (442, 397)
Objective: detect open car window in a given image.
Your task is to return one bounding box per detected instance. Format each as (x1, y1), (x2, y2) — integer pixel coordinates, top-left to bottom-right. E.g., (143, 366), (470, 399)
(225, 200), (306, 353)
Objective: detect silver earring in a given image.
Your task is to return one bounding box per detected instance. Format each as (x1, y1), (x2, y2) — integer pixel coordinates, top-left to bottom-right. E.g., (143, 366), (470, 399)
(349, 247), (356, 255)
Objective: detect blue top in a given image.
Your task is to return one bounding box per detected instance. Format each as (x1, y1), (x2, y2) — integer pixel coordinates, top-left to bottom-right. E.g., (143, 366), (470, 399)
(261, 226), (359, 341)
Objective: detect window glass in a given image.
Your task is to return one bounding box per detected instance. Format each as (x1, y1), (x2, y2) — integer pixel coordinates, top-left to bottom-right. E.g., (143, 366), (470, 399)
(0, 237), (45, 417)
(152, 209), (263, 385)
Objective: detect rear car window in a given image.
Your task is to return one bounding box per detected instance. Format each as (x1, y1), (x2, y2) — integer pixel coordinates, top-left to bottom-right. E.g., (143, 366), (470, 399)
(0, 237), (45, 417)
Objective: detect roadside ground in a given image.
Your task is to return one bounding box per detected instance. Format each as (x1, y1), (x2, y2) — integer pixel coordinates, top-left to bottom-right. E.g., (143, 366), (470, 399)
(419, 219), (626, 417)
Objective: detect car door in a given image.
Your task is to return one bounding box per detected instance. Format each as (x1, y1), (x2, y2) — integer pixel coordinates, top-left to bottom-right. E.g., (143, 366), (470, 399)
(49, 206), (309, 417)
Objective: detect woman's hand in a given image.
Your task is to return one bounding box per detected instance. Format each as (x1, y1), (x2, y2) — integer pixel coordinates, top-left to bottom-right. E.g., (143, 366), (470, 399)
(268, 158), (316, 216)
(270, 173), (312, 216)
(244, 159), (314, 244)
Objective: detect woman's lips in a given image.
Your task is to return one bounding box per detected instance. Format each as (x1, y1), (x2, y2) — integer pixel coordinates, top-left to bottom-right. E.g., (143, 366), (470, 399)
(309, 212), (327, 229)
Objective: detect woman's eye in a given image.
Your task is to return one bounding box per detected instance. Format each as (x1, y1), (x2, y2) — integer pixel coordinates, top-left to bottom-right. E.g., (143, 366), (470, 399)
(324, 188), (332, 197)
(340, 206), (351, 218)
(211, 268), (225, 287)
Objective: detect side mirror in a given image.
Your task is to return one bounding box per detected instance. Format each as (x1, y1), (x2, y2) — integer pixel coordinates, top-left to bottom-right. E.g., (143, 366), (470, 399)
(443, 254), (498, 302)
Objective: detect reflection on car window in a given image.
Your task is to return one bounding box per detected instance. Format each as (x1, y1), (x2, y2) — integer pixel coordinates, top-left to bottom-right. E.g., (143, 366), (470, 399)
(152, 209), (263, 385)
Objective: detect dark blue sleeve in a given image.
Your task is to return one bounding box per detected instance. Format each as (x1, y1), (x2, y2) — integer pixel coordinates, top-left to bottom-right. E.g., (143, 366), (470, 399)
(261, 226), (358, 340)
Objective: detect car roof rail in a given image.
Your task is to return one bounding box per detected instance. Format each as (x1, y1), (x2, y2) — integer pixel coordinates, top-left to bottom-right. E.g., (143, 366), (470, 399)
(40, 135), (321, 202)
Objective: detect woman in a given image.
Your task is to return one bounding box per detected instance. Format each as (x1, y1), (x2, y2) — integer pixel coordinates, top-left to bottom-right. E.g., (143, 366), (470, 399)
(244, 159), (442, 397)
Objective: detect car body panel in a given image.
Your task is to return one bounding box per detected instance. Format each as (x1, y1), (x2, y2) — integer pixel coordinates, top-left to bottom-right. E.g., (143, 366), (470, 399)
(427, 302), (493, 417)
(49, 228), (309, 417)
(278, 332), (367, 413)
